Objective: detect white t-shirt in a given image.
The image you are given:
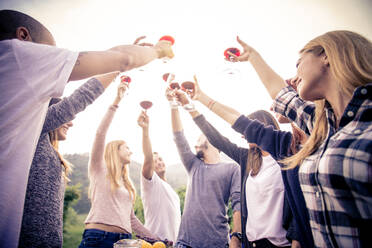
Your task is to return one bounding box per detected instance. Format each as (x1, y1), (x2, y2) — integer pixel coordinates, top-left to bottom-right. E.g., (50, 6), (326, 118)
(0, 39), (78, 248)
(141, 172), (181, 242)
(245, 155), (290, 247)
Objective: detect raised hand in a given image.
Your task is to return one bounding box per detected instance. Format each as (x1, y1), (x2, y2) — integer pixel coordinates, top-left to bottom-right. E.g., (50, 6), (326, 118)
(117, 81), (128, 100)
(154, 40), (174, 59)
(226, 36), (257, 62)
(191, 75), (203, 100)
(174, 90), (190, 106)
(133, 36), (154, 47)
(137, 110), (149, 129)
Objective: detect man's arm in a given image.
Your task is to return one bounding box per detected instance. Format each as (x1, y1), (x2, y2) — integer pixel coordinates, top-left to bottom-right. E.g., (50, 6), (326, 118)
(69, 40), (173, 81)
(230, 211), (242, 248)
(167, 89), (196, 172)
(138, 111), (154, 180)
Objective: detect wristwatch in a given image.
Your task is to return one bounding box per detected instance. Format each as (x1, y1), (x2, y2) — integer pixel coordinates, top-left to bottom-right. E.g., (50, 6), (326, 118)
(231, 232), (242, 242)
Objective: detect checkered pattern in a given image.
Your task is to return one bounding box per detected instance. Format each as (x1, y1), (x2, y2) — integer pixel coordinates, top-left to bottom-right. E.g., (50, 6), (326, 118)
(272, 84), (372, 247)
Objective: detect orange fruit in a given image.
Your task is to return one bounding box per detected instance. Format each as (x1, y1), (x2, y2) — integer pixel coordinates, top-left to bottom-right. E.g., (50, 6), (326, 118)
(152, 241), (166, 248)
(141, 240), (152, 248)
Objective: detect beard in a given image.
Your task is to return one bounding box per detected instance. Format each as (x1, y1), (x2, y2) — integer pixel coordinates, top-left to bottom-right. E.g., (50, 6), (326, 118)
(196, 151), (205, 160)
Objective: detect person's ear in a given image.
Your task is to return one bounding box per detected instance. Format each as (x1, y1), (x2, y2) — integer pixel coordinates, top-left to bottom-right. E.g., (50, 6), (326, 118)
(16, 27), (32, 41)
(322, 53), (330, 67)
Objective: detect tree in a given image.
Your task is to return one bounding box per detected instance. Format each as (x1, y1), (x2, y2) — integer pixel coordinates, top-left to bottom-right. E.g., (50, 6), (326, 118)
(63, 184), (80, 233)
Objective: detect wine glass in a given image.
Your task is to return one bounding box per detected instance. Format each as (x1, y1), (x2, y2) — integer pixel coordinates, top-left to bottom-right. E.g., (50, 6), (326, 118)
(159, 35), (175, 63)
(139, 100), (153, 112)
(181, 81), (195, 111)
(163, 73), (181, 107)
(223, 47), (241, 75)
(119, 75), (131, 97)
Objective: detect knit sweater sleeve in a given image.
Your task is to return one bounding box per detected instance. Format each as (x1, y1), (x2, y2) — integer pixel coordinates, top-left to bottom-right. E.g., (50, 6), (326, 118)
(193, 114), (246, 165)
(89, 105), (118, 176)
(173, 131), (199, 173)
(42, 78), (104, 134)
(232, 115), (293, 160)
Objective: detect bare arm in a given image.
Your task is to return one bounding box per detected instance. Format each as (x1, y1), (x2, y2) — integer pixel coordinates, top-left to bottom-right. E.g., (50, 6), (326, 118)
(192, 75), (241, 125)
(230, 211), (242, 248)
(229, 36), (286, 99)
(138, 111), (154, 180)
(89, 81), (127, 175)
(69, 40), (173, 81)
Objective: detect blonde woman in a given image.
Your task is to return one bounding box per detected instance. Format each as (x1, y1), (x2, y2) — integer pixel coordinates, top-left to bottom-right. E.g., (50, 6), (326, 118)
(231, 31), (372, 247)
(79, 82), (156, 248)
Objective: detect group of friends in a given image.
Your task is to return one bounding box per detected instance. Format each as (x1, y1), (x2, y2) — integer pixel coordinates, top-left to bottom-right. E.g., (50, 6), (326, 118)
(0, 8), (371, 248)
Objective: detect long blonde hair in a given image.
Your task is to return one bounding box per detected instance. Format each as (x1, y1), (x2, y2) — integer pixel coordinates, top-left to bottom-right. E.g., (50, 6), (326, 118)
(283, 30), (372, 169)
(246, 110), (280, 176)
(49, 130), (72, 182)
(103, 140), (136, 203)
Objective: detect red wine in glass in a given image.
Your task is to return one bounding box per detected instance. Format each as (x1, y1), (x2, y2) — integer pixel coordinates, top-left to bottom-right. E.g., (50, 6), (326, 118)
(181, 81), (195, 110)
(159, 35), (175, 63)
(169, 82), (180, 90)
(224, 47), (241, 61)
(120, 75), (131, 84)
(159, 35), (175, 45)
(223, 47), (241, 75)
(162, 72), (175, 84)
(119, 75), (131, 97)
(140, 101), (153, 110)
(181, 81), (195, 92)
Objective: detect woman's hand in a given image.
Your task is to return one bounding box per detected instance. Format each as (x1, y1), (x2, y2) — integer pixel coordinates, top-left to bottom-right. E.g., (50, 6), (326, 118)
(117, 81), (128, 100)
(226, 36), (258, 62)
(137, 110), (149, 129)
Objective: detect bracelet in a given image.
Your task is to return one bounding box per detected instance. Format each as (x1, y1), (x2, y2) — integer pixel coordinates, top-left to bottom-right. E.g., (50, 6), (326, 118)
(110, 104), (119, 110)
(208, 100), (216, 110)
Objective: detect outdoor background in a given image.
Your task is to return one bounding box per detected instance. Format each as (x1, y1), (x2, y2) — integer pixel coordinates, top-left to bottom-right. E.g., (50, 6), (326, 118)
(1, 0), (371, 247)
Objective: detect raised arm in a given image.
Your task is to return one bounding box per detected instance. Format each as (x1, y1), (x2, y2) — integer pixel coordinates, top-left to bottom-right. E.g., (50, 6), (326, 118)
(166, 89), (197, 172)
(138, 111), (154, 180)
(89, 81), (127, 175)
(229, 36), (286, 99)
(42, 72), (119, 134)
(69, 39), (174, 81)
(192, 75), (241, 126)
(175, 89), (245, 165)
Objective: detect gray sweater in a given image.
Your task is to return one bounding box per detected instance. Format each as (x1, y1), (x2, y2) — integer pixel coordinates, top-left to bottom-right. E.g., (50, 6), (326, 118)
(174, 131), (241, 248)
(19, 78), (104, 248)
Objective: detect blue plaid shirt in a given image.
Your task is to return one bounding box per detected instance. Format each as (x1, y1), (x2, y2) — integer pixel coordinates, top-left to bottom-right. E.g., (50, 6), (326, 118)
(272, 84), (372, 248)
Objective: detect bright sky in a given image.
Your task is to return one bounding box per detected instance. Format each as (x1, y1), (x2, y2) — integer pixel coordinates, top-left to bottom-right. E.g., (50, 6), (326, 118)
(1, 0), (372, 165)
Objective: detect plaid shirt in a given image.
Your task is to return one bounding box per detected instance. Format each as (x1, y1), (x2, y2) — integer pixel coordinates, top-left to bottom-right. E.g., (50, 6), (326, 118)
(272, 84), (372, 248)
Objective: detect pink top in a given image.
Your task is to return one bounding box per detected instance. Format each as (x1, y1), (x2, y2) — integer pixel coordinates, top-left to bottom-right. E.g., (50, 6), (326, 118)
(85, 105), (155, 238)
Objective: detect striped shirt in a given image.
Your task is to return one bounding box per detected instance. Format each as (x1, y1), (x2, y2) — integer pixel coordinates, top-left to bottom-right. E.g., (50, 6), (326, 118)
(272, 84), (372, 248)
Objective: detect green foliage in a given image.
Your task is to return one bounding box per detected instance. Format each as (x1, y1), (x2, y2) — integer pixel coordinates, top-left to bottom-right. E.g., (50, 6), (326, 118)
(134, 196), (145, 223)
(176, 186), (186, 215)
(63, 184), (80, 234)
(63, 214), (87, 248)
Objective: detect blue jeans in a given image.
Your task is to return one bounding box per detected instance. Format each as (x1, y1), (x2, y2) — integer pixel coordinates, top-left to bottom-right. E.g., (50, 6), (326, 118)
(175, 243), (193, 248)
(78, 229), (132, 248)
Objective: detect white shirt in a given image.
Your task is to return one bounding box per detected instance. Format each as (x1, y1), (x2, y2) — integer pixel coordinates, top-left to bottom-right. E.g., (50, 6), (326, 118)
(141, 172), (181, 242)
(245, 155), (290, 247)
(0, 39), (78, 248)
